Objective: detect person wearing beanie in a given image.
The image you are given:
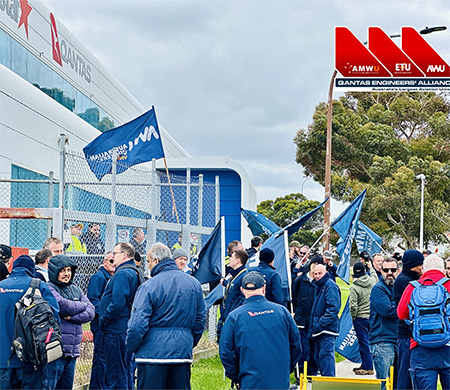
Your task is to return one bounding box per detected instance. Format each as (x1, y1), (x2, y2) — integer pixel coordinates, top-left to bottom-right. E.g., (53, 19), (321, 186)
(0, 244), (13, 281)
(349, 262), (377, 375)
(0, 255), (59, 389)
(46, 255), (95, 390)
(397, 254), (450, 390)
(254, 248), (284, 305)
(173, 247), (189, 271)
(393, 249), (424, 390)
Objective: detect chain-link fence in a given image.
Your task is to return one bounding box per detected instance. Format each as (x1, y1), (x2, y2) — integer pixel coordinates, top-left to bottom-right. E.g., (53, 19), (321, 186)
(0, 149), (221, 387)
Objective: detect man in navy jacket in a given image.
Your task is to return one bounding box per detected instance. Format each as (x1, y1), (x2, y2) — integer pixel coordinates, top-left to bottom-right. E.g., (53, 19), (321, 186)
(309, 264), (341, 377)
(100, 242), (141, 390)
(87, 251), (115, 390)
(254, 248), (284, 305)
(0, 255), (59, 389)
(127, 242), (206, 390)
(217, 249), (248, 341)
(219, 271), (301, 390)
(369, 258), (399, 389)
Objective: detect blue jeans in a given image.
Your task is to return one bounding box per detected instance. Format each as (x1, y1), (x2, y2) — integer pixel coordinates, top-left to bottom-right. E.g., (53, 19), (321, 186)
(104, 332), (134, 390)
(397, 338), (412, 390)
(0, 364), (46, 389)
(353, 318), (373, 370)
(314, 334), (336, 377)
(410, 345), (450, 390)
(46, 356), (77, 390)
(370, 342), (396, 390)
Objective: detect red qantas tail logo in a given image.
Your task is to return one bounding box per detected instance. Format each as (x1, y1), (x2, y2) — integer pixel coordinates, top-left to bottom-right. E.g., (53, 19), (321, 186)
(336, 27), (450, 78)
(50, 13), (62, 66)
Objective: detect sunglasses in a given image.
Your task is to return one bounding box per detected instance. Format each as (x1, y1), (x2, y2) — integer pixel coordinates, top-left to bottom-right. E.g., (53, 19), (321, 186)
(382, 268), (398, 273)
(299, 252), (308, 256)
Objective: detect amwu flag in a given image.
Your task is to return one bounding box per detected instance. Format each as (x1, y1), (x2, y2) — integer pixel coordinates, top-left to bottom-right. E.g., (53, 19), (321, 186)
(355, 221), (383, 257)
(336, 299), (362, 363)
(331, 189), (366, 284)
(240, 208), (280, 236)
(83, 107), (165, 180)
(190, 217), (225, 285)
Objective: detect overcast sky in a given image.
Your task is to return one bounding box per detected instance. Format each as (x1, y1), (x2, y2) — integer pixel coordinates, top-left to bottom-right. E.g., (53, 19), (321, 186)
(46, 0), (450, 216)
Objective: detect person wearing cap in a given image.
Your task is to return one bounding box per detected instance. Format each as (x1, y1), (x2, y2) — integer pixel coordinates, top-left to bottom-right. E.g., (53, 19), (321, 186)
(291, 245), (310, 280)
(393, 249), (424, 390)
(349, 262), (376, 375)
(323, 250), (338, 281)
(127, 242), (205, 390)
(369, 257), (400, 389)
(397, 254), (450, 390)
(46, 254), (95, 390)
(246, 236), (263, 258)
(0, 255), (59, 389)
(254, 248), (284, 305)
(66, 222), (87, 254)
(292, 255), (323, 377)
(173, 247), (189, 271)
(309, 264), (341, 377)
(87, 252), (115, 390)
(0, 244), (13, 281)
(219, 271), (301, 390)
(217, 249), (248, 341)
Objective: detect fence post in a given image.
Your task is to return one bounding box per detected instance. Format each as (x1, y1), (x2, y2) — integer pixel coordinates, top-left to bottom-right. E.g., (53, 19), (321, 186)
(47, 171), (54, 237)
(186, 168), (191, 226)
(146, 159), (157, 254)
(57, 133), (66, 239)
(215, 175), (220, 224)
(111, 148), (117, 216)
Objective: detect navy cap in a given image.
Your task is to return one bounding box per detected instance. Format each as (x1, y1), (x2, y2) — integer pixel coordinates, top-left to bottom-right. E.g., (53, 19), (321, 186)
(0, 244), (12, 260)
(241, 271), (266, 290)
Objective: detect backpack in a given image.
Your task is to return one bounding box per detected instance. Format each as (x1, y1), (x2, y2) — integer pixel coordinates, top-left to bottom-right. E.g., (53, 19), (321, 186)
(10, 278), (64, 367)
(112, 264), (146, 308)
(408, 277), (450, 348)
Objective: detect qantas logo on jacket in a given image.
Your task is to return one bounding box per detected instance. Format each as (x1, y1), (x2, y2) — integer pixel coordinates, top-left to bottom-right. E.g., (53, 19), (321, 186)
(247, 309), (274, 317)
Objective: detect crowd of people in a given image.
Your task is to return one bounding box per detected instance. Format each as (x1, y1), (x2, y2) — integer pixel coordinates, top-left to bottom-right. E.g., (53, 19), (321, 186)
(0, 231), (450, 390)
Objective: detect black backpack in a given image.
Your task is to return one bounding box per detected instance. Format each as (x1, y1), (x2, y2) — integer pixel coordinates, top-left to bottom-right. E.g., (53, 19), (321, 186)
(10, 278), (64, 367)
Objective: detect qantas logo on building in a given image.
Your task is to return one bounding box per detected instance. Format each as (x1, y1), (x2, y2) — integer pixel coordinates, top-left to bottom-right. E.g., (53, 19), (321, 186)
(0, 0), (32, 39)
(335, 27), (450, 77)
(50, 12), (92, 83)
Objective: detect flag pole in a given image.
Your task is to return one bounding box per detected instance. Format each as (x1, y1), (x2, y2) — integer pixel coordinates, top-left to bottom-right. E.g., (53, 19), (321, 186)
(152, 105), (180, 224)
(162, 156), (180, 224)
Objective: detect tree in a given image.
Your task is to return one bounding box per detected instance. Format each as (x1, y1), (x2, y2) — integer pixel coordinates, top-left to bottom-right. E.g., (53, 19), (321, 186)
(257, 193), (323, 246)
(294, 92), (450, 248)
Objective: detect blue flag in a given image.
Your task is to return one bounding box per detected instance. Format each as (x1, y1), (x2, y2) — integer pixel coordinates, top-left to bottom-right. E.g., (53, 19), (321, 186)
(332, 190), (366, 284)
(83, 107), (165, 180)
(335, 299), (361, 363)
(240, 208), (280, 236)
(264, 198), (329, 247)
(204, 284), (224, 311)
(260, 231), (291, 302)
(190, 218), (224, 284)
(355, 221), (383, 257)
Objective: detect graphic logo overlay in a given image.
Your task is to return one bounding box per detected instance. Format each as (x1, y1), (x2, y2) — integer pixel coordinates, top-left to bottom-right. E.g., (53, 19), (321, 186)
(335, 27), (450, 92)
(18, 0), (32, 39)
(50, 13), (62, 66)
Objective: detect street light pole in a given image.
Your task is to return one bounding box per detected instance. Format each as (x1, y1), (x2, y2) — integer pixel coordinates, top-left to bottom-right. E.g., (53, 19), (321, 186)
(322, 26), (446, 250)
(416, 174), (426, 252)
